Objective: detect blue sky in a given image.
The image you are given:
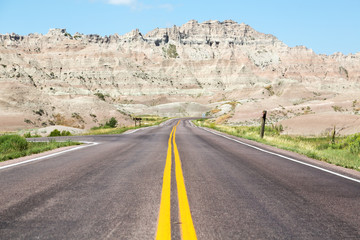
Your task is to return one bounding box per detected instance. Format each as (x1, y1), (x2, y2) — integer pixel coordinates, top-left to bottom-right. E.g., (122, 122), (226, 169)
(0, 0), (359, 55)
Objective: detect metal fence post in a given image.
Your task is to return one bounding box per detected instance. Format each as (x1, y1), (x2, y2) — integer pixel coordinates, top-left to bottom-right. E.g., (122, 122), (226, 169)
(260, 110), (267, 138)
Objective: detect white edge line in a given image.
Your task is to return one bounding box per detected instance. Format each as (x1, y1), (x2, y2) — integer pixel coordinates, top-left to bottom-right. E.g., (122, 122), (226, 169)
(0, 141), (99, 171)
(123, 125), (159, 135)
(200, 127), (360, 184)
(189, 120), (196, 128)
(123, 129), (141, 135)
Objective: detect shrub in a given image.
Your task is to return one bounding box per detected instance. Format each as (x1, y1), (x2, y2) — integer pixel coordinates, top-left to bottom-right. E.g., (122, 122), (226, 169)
(61, 130), (71, 136)
(50, 72), (55, 79)
(49, 129), (61, 137)
(352, 100), (357, 108)
(166, 44), (178, 58)
(347, 134), (360, 154)
(23, 132), (31, 138)
(23, 132), (41, 138)
(264, 85), (275, 96)
(105, 117), (118, 128)
(34, 109), (45, 116)
(24, 119), (33, 124)
(339, 66), (349, 78)
(0, 135), (28, 153)
(332, 105), (343, 112)
(94, 93), (106, 101)
(91, 117), (118, 130)
(49, 129), (71, 137)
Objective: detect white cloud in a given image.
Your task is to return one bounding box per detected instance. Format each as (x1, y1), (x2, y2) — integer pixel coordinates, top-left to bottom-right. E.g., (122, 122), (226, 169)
(107, 0), (136, 6)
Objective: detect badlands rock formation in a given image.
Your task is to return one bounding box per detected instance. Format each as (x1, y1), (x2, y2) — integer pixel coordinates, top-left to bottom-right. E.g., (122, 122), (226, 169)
(0, 20), (359, 135)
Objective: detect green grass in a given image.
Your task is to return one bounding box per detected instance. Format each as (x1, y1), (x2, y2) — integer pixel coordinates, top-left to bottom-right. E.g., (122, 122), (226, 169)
(85, 117), (169, 135)
(48, 129), (71, 137)
(193, 119), (360, 171)
(0, 135), (81, 162)
(23, 132), (42, 138)
(85, 125), (142, 135)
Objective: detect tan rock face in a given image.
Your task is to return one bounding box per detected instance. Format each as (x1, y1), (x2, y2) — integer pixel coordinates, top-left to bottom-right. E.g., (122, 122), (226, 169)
(0, 20), (359, 134)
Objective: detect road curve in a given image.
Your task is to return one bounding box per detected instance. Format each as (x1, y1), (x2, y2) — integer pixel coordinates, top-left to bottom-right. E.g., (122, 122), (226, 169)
(0, 119), (359, 239)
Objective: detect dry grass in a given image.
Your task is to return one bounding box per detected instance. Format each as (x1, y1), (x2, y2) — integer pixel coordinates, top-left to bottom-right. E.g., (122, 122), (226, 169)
(227, 101), (238, 109)
(215, 114), (232, 124)
(52, 113), (84, 129)
(210, 108), (221, 114)
(194, 119), (360, 171)
(85, 116), (169, 135)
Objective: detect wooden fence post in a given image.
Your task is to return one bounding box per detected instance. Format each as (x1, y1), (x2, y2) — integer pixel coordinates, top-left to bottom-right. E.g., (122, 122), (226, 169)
(260, 110), (267, 138)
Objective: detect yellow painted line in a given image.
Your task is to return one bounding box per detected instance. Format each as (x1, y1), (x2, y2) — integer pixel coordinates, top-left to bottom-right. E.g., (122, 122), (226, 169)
(173, 121), (198, 240)
(156, 127), (174, 240)
(156, 120), (197, 240)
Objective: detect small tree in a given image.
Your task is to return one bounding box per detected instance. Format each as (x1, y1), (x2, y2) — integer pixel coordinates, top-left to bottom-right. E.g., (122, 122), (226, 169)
(61, 130), (71, 136)
(49, 129), (61, 137)
(106, 117), (118, 128)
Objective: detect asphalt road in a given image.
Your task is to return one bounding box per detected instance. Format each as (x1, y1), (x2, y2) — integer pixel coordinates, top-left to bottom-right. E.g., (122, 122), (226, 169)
(0, 119), (359, 239)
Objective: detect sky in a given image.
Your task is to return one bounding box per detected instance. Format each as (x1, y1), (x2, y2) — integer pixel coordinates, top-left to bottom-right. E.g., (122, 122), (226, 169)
(0, 0), (359, 55)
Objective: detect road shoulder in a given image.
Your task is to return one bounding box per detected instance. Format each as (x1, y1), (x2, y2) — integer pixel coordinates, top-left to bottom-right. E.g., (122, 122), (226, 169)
(0, 143), (92, 169)
(199, 126), (360, 182)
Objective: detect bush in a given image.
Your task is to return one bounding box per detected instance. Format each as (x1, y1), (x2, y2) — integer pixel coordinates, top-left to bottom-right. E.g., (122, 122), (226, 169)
(34, 109), (45, 116)
(332, 105), (343, 112)
(49, 129), (71, 137)
(166, 44), (178, 58)
(347, 134), (360, 154)
(0, 135), (28, 153)
(24, 119), (33, 124)
(23, 132), (32, 138)
(94, 93), (106, 101)
(23, 132), (41, 138)
(61, 130), (71, 136)
(49, 129), (61, 137)
(105, 117), (118, 128)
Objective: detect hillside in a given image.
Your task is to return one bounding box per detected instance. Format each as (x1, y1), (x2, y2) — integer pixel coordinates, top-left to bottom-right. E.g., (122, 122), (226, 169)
(1, 20), (359, 135)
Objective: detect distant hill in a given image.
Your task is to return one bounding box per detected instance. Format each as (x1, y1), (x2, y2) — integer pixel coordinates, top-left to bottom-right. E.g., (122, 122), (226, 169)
(1, 20), (359, 135)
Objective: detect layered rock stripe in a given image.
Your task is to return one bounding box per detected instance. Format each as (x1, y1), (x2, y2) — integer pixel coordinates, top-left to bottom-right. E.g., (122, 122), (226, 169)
(0, 20), (359, 134)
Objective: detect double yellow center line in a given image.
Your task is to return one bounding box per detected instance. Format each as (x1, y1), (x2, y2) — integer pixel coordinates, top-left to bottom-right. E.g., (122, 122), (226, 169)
(156, 120), (197, 240)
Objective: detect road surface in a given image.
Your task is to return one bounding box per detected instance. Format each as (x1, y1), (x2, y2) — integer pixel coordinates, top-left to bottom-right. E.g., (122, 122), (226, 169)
(0, 119), (359, 239)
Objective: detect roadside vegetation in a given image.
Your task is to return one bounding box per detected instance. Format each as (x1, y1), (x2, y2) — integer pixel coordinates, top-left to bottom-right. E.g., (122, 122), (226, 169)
(23, 132), (42, 138)
(0, 135), (81, 162)
(194, 119), (360, 171)
(85, 116), (169, 135)
(48, 129), (71, 137)
(17, 116), (169, 139)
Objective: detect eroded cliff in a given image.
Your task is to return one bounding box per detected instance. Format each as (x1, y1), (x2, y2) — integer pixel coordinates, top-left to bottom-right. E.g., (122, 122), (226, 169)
(1, 20), (359, 134)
